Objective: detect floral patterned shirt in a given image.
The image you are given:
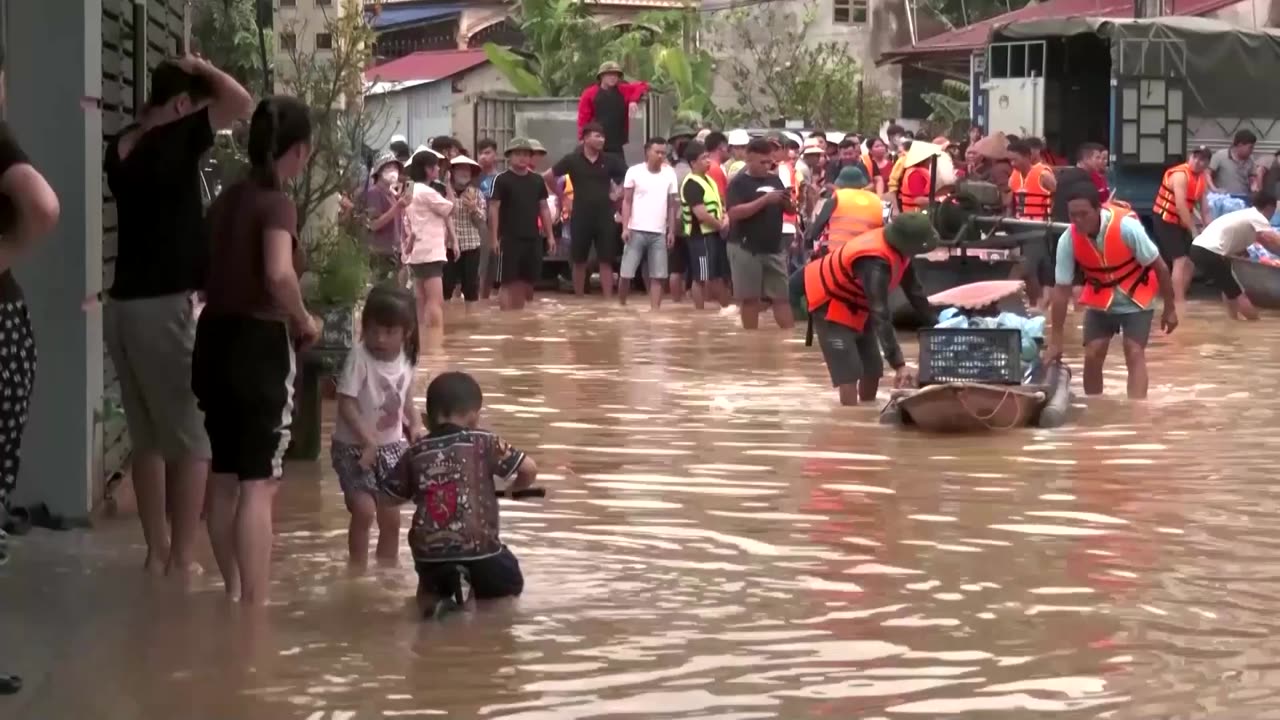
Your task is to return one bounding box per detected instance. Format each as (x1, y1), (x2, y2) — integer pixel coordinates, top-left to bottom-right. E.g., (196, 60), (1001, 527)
(380, 424), (525, 563)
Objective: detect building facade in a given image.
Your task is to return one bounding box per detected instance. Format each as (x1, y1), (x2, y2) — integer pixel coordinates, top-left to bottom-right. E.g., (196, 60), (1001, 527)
(3, 0), (187, 519)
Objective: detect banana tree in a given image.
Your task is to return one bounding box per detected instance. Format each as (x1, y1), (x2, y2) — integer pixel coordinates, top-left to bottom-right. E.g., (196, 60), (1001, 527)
(922, 78), (972, 132)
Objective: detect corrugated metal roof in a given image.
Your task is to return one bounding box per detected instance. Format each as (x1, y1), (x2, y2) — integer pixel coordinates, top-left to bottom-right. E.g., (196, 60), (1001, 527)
(368, 3), (463, 30)
(882, 0), (1244, 61)
(364, 49), (489, 83)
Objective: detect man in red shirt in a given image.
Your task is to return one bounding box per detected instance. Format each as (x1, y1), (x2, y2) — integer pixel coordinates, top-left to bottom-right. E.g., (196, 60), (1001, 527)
(577, 61), (648, 162)
(704, 130), (729, 200)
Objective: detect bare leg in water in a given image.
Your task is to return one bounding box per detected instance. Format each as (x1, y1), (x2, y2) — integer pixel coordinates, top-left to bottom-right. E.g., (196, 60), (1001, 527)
(206, 473), (241, 599)
(235, 478), (280, 606)
(132, 452), (170, 574)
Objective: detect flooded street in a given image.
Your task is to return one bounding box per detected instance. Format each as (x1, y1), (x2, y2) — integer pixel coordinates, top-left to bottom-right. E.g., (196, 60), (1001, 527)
(6, 297), (1280, 719)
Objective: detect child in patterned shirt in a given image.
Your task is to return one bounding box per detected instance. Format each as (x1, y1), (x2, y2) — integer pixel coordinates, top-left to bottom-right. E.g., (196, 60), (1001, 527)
(380, 371), (537, 616)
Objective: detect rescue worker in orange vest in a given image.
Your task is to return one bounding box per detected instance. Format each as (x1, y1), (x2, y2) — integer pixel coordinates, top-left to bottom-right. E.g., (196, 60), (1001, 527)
(803, 166), (884, 255)
(1045, 190), (1178, 400)
(792, 213), (940, 406)
(1007, 139), (1056, 220)
(1152, 146), (1213, 307)
(897, 137), (953, 213)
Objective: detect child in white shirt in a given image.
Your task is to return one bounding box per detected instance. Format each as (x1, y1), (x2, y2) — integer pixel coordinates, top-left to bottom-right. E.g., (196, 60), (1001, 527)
(331, 284), (425, 567)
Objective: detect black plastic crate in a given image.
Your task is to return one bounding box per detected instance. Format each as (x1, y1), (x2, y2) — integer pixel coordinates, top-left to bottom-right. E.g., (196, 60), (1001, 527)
(917, 328), (1022, 386)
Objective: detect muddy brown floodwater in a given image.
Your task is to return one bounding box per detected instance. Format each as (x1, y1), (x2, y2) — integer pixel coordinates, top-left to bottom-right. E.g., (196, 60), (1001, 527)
(5, 297), (1280, 719)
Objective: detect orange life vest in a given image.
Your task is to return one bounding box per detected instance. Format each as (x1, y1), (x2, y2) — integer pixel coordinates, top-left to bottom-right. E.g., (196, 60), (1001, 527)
(1009, 162), (1053, 219)
(1152, 162), (1207, 228)
(804, 228), (907, 332)
(1072, 207), (1159, 311)
(825, 188), (884, 252)
(899, 165), (932, 211)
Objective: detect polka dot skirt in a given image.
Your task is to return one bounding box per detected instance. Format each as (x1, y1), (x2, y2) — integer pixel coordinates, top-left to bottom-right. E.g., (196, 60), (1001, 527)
(0, 299), (36, 511)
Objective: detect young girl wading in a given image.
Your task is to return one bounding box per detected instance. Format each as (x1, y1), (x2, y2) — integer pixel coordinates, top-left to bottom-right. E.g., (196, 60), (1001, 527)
(331, 284), (424, 567)
(193, 96), (320, 606)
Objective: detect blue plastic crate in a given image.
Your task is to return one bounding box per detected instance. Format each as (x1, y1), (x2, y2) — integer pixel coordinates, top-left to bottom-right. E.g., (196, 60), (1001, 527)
(918, 328), (1022, 385)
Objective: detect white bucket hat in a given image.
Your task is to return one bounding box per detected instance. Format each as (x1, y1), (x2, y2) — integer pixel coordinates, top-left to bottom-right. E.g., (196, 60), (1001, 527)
(726, 129), (750, 146)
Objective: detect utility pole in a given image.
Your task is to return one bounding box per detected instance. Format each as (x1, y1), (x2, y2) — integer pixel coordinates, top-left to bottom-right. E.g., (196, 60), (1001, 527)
(255, 0), (274, 94)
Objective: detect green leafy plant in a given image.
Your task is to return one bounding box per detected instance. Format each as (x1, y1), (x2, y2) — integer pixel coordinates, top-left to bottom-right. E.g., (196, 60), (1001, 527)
(709, 0), (897, 131)
(482, 0), (716, 124)
(305, 218), (370, 308)
(276, 0), (389, 231)
(922, 78), (971, 136)
(193, 0), (271, 95)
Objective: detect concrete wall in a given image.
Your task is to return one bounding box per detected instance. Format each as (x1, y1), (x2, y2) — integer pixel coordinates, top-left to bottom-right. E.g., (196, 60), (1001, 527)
(451, 62), (516, 153)
(7, 0), (103, 517)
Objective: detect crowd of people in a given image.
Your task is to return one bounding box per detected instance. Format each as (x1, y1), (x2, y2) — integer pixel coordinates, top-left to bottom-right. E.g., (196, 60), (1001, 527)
(4, 50), (1280, 694)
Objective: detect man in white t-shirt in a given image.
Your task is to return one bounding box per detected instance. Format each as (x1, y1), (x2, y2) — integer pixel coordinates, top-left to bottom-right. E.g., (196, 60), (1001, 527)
(620, 137), (678, 309)
(1184, 191), (1280, 319)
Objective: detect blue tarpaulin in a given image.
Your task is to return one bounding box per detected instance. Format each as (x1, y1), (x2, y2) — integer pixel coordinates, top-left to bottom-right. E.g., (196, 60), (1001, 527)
(368, 4), (463, 30)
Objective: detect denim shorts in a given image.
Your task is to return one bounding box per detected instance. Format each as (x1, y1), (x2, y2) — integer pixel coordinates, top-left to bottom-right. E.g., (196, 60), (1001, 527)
(620, 230), (669, 279)
(331, 439), (409, 496)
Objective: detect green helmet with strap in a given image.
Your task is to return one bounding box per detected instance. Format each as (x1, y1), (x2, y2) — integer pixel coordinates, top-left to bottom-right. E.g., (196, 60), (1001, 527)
(884, 212), (940, 256)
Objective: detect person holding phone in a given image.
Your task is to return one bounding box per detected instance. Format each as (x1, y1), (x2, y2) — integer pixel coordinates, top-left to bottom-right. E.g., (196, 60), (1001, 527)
(724, 138), (796, 331)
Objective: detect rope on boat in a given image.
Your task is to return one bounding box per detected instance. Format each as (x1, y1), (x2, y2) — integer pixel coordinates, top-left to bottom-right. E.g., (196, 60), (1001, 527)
(956, 385), (1025, 431)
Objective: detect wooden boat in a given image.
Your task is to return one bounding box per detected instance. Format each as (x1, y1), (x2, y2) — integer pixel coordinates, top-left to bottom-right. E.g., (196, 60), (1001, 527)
(1231, 255), (1280, 309)
(886, 382), (1048, 433)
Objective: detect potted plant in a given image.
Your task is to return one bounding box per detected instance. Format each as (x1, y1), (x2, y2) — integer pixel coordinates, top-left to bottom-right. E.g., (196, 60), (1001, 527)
(287, 217), (370, 460)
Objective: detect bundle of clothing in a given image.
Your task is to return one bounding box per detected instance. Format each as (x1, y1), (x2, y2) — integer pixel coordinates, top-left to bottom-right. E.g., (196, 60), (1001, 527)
(934, 307), (1046, 381)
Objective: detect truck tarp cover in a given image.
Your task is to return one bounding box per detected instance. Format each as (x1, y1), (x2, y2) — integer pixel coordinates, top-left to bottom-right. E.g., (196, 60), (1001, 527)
(994, 16), (1280, 117)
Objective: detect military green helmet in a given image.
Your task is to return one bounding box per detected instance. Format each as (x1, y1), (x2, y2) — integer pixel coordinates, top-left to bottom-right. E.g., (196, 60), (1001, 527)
(504, 137), (535, 155)
(885, 212), (940, 256)
(527, 138), (548, 155)
(834, 166), (869, 189)
(597, 61), (624, 79)
(668, 123), (696, 140)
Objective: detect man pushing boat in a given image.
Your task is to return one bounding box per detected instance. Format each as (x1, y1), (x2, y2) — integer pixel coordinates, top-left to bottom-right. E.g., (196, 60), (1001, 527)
(1045, 191), (1178, 399)
(791, 213), (940, 406)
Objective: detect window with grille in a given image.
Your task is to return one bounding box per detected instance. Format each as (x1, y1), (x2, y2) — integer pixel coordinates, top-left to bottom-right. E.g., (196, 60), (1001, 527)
(316, 32), (333, 50)
(280, 0), (296, 6)
(833, 0), (868, 24)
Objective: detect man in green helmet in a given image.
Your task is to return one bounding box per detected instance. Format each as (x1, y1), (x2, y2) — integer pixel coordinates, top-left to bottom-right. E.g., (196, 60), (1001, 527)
(792, 213), (940, 405)
(578, 60), (649, 162)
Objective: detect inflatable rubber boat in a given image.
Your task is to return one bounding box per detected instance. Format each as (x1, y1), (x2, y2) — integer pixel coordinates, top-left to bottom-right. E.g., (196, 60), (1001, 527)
(881, 280), (1073, 432)
(1231, 255), (1280, 309)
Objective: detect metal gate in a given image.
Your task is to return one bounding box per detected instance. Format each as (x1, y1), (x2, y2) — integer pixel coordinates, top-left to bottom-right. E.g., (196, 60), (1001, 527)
(1113, 38), (1188, 167)
(99, 0), (187, 482)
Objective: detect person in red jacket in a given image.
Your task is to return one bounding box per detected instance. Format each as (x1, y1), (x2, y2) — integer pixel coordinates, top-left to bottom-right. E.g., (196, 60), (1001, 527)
(577, 61), (648, 161)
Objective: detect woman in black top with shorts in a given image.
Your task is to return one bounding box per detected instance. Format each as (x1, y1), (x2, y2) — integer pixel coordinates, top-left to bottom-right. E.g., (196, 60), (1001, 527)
(192, 96), (320, 606)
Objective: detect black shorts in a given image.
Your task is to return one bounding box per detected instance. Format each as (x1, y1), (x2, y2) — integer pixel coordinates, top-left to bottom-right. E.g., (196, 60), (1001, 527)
(669, 236), (688, 275)
(570, 209), (619, 264)
(499, 238), (542, 286)
(686, 234), (710, 282)
(191, 313), (295, 480)
(1082, 308), (1154, 348)
(410, 261), (444, 280)
(708, 234), (732, 281)
(416, 545), (524, 601)
(444, 248), (481, 301)
(1153, 216), (1193, 263)
(1189, 245), (1243, 299)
